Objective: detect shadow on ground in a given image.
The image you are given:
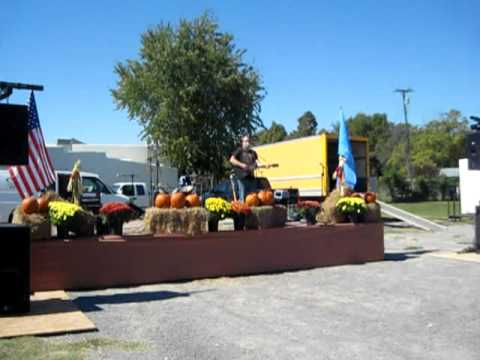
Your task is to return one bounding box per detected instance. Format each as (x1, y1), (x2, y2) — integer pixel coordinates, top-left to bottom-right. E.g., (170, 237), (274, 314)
(384, 249), (437, 262)
(74, 289), (212, 312)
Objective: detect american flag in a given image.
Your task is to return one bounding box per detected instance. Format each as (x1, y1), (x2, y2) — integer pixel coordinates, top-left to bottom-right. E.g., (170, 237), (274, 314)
(8, 92), (55, 199)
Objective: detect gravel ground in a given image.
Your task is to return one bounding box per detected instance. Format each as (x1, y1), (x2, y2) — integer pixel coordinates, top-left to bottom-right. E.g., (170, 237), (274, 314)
(47, 223), (480, 360)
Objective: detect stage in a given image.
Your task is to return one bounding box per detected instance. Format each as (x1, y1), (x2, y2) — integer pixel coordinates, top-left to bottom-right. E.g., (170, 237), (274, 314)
(31, 222), (384, 291)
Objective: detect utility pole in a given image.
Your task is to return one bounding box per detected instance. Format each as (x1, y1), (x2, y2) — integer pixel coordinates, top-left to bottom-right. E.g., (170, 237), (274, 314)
(395, 88), (413, 180)
(155, 140), (160, 193)
(147, 144), (153, 206)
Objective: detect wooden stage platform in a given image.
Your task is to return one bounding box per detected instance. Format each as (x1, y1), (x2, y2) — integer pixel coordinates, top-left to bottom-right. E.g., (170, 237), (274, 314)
(31, 223), (384, 291)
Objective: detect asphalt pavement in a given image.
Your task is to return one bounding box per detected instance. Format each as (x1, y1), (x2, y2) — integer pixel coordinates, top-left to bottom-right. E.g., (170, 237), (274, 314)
(50, 223), (480, 360)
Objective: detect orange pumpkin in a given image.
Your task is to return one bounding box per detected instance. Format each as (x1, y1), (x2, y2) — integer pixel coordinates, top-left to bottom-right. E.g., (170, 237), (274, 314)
(170, 192), (186, 209)
(257, 190), (274, 206)
(155, 193), (170, 208)
(22, 196), (39, 214)
(364, 192), (377, 204)
(37, 196), (50, 213)
(245, 193), (260, 207)
(231, 201), (243, 213)
(185, 193), (200, 207)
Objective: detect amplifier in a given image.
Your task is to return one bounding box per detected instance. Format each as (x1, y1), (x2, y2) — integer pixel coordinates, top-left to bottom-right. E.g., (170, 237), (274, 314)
(274, 188), (299, 205)
(466, 132), (480, 170)
(0, 224), (31, 314)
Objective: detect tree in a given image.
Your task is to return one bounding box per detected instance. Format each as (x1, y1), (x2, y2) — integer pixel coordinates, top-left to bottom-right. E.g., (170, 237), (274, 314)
(288, 111), (317, 139)
(382, 110), (468, 201)
(332, 112), (393, 176)
(111, 13), (264, 179)
(332, 113), (391, 154)
(410, 109), (468, 176)
(255, 121), (287, 145)
(317, 128), (330, 135)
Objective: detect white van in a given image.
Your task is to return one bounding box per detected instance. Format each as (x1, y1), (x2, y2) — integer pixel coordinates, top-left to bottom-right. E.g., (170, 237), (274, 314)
(112, 182), (149, 209)
(0, 170), (129, 223)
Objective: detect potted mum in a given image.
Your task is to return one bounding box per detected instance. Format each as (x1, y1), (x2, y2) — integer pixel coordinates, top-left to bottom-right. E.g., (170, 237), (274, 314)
(230, 201), (252, 231)
(297, 200), (321, 225)
(204, 197), (232, 232)
(336, 197), (367, 223)
(99, 202), (134, 236)
(48, 201), (82, 239)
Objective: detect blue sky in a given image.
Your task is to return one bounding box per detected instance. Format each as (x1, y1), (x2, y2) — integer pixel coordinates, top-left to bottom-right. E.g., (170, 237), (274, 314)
(1, 0), (478, 144)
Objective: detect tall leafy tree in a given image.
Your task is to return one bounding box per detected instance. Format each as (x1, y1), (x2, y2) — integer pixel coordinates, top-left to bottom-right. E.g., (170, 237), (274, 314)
(333, 113), (391, 156)
(288, 111), (317, 139)
(410, 109), (468, 176)
(332, 112), (393, 175)
(112, 13), (264, 179)
(255, 121), (287, 145)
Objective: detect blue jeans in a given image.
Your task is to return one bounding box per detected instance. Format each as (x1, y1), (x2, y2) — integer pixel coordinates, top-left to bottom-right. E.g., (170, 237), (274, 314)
(236, 178), (255, 202)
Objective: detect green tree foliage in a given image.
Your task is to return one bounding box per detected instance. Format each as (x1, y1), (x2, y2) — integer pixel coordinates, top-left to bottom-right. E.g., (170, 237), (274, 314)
(288, 111), (317, 139)
(254, 121), (287, 145)
(385, 124), (413, 177)
(333, 113), (394, 175)
(111, 13), (264, 179)
(317, 128), (330, 135)
(410, 110), (468, 176)
(348, 113), (390, 152)
(328, 110), (468, 201)
(382, 110), (468, 200)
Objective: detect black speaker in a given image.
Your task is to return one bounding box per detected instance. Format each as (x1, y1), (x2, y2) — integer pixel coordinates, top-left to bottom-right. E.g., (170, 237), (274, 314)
(0, 104), (29, 165)
(274, 188), (299, 205)
(0, 224), (31, 314)
(466, 132), (480, 170)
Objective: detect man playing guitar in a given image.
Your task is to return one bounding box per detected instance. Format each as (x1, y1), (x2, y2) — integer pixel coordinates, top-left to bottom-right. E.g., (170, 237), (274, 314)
(229, 134), (271, 201)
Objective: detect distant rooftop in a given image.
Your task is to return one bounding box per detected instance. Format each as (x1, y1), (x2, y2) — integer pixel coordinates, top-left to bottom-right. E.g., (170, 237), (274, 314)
(57, 138), (84, 145)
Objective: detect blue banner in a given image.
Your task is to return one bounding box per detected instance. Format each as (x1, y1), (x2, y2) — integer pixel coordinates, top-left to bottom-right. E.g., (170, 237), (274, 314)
(338, 109), (357, 189)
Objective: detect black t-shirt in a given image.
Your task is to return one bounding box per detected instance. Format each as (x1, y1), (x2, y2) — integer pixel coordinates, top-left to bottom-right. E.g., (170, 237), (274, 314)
(232, 147), (258, 179)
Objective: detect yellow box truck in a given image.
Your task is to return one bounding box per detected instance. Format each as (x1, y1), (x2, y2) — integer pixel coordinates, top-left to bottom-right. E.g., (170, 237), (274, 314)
(254, 133), (369, 198)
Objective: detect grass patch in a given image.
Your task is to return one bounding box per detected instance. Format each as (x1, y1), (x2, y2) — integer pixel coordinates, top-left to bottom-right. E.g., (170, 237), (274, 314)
(0, 336), (146, 360)
(389, 201), (465, 221)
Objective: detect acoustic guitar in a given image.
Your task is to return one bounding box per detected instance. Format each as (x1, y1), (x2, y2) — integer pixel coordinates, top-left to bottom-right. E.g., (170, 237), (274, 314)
(234, 163), (279, 179)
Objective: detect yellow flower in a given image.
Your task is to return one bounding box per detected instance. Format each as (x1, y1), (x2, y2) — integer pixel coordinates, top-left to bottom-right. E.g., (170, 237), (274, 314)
(48, 201), (81, 225)
(205, 197), (232, 218)
(336, 196), (366, 216)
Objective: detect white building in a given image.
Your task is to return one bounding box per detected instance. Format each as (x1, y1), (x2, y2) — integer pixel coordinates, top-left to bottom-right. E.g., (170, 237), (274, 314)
(48, 139), (178, 196)
(459, 158), (480, 214)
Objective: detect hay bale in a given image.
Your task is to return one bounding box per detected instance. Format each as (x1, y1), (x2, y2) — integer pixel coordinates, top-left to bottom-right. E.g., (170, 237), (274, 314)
(145, 207), (208, 236)
(365, 202), (381, 223)
(42, 191), (63, 202)
(245, 205), (287, 229)
(271, 205), (288, 227)
(185, 208), (208, 236)
(12, 206), (51, 240)
(316, 189), (346, 225)
(245, 212), (259, 230)
(169, 209), (183, 234)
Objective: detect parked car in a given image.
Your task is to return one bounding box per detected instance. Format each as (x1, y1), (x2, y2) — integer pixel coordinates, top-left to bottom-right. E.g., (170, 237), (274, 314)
(112, 182), (149, 209)
(0, 170), (129, 222)
(201, 176), (272, 203)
